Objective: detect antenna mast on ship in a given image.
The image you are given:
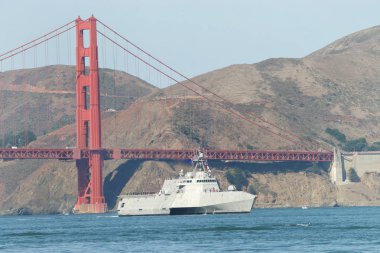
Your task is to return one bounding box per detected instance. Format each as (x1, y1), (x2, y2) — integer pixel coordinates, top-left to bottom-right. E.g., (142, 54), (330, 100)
(192, 149), (211, 175)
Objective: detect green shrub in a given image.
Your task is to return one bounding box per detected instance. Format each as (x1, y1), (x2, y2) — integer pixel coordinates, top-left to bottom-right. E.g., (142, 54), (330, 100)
(348, 168), (360, 182)
(325, 128), (346, 143)
(246, 144), (254, 150)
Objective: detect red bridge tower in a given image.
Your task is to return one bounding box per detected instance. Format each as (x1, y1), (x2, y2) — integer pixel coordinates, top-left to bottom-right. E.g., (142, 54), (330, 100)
(73, 16), (107, 213)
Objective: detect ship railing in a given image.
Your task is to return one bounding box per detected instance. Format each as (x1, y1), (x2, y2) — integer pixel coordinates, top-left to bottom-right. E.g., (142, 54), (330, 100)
(124, 192), (157, 196)
(203, 189), (245, 193)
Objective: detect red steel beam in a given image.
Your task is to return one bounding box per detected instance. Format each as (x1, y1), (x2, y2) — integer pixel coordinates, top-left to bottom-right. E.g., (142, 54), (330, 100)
(203, 150), (334, 162)
(0, 148), (73, 160)
(0, 148), (333, 162)
(117, 149), (333, 162)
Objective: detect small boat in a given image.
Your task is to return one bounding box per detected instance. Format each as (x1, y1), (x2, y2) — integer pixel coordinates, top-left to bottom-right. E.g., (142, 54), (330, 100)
(117, 150), (256, 216)
(302, 206), (308, 210)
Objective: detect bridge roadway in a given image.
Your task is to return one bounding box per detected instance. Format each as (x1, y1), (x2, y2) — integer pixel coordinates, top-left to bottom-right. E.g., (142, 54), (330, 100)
(0, 148), (333, 162)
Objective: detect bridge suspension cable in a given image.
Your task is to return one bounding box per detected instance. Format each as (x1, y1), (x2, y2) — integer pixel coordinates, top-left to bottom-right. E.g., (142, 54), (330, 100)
(97, 20), (328, 151)
(0, 19), (88, 63)
(97, 30), (311, 150)
(0, 20), (75, 59)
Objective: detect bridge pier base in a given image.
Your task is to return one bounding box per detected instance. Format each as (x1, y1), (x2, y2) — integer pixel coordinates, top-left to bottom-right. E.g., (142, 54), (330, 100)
(73, 156), (108, 214)
(73, 203), (108, 214)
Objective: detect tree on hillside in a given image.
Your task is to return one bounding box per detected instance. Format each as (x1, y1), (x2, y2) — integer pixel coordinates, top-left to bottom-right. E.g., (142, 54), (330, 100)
(247, 185), (257, 195)
(226, 169), (248, 190)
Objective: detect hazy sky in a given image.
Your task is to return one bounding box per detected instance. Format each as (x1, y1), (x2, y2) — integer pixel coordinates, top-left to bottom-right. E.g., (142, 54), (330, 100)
(1, 0), (380, 81)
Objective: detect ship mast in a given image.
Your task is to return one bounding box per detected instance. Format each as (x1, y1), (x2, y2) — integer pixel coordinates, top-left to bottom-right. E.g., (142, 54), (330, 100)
(192, 150), (211, 176)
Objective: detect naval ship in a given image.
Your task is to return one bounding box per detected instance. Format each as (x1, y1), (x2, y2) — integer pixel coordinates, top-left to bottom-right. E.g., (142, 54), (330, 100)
(117, 151), (256, 216)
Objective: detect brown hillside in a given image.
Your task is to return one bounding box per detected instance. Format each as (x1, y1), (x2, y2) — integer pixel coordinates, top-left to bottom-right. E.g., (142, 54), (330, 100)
(162, 27), (380, 145)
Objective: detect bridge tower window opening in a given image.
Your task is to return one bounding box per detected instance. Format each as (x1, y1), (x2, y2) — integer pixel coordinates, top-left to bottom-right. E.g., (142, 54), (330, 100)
(84, 121), (90, 147)
(83, 86), (90, 110)
(82, 29), (90, 49)
(82, 57), (90, 76)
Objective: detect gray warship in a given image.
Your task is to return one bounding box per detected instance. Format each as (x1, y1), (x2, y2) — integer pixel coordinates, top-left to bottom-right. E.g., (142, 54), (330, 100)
(117, 151), (256, 216)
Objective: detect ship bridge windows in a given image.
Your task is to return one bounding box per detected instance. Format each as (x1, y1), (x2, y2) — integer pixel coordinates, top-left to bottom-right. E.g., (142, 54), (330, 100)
(197, 179), (217, 183)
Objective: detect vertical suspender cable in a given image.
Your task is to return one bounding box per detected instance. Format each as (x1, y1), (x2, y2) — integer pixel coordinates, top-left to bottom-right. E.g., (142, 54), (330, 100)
(10, 56), (16, 146)
(45, 40), (48, 66)
(56, 31), (61, 65)
(22, 47), (28, 146)
(124, 49), (129, 146)
(112, 40), (117, 146)
(67, 26), (71, 65)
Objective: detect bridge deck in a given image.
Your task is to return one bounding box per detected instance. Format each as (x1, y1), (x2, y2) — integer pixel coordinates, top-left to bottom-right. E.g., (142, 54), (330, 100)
(0, 148), (333, 162)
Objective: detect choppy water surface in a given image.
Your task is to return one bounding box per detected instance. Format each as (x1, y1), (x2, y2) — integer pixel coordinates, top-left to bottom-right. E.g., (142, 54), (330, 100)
(1, 206), (380, 252)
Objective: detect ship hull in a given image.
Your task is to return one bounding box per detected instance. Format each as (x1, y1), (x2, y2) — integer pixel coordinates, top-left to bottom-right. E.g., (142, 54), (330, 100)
(118, 192), (255, 216)
(117, 194), (173, 216)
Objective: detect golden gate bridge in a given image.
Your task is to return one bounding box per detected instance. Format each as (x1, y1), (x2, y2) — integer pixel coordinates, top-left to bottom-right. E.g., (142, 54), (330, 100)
(0, 16), (333, 213)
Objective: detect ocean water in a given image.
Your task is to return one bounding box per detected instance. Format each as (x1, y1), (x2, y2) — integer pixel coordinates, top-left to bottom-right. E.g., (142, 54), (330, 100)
(1, 206), (380, 252)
